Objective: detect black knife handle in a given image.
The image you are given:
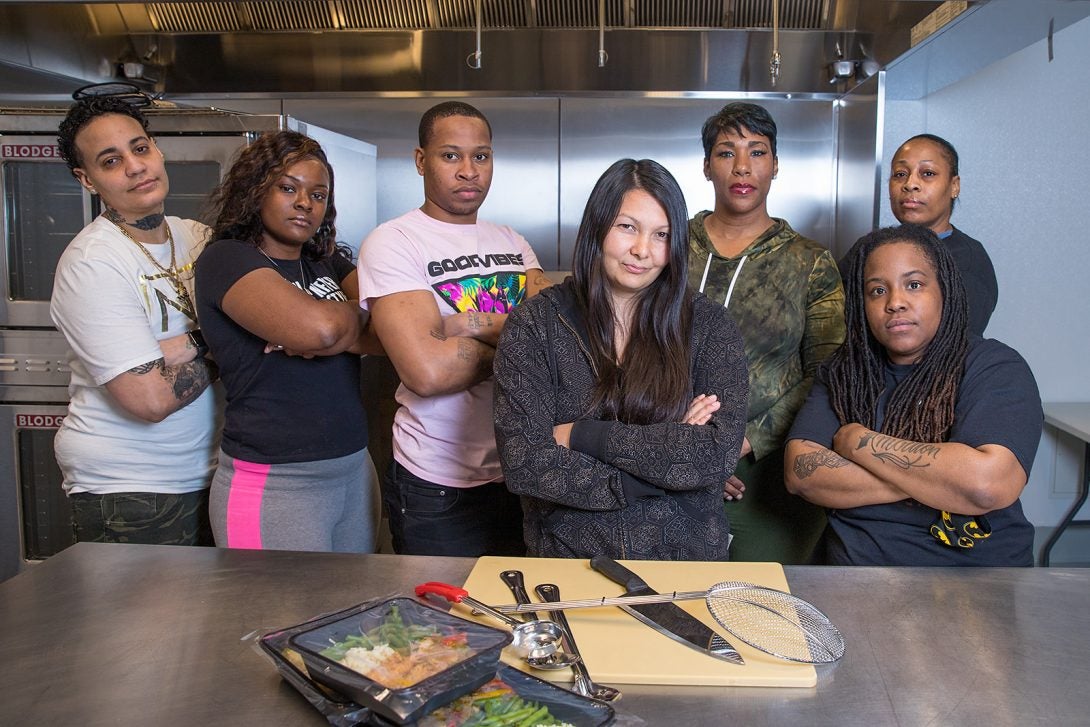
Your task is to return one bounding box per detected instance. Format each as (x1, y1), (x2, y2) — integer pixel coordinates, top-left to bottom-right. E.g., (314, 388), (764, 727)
(590, 555), (652, 593)
(499, 569), (538, 621)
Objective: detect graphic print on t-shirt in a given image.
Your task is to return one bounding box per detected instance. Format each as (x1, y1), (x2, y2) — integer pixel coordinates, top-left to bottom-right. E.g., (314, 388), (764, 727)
(434, 271), (526, 313)
(138, 260), (197, 332)
(304, 275), (348, 301)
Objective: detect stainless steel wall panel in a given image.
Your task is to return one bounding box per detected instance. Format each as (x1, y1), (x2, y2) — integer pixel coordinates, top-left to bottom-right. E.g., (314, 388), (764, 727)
(832, 71), (881, 258)
(275, 96), (837, 272)
(284, 97), (562, 267)
(559, 96), (836, 269)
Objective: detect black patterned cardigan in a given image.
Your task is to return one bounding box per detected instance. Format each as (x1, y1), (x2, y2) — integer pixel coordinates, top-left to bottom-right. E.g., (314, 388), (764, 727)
(493, 278), (749, 560)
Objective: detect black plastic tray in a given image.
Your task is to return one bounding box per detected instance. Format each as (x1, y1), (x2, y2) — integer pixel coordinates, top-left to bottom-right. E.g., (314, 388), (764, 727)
(261, 603), (615, 726)
(287, 597), (511, 724)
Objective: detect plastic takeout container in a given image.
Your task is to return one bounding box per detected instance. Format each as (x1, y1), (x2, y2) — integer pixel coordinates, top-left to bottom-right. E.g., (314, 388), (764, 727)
(287, 597), (512, 724)
(382, 664), (617, 727)
(262, 619), (615, 727)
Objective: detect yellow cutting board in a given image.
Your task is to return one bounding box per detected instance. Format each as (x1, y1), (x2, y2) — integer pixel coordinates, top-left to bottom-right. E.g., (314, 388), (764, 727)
(457, 556), (816, 688)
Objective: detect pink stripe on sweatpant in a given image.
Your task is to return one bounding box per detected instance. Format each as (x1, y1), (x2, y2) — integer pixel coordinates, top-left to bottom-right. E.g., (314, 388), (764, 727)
(225, 460), (272, 549)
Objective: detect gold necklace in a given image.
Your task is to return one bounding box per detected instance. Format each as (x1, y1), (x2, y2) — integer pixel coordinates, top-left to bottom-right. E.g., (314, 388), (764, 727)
(110, 218), (196, 316)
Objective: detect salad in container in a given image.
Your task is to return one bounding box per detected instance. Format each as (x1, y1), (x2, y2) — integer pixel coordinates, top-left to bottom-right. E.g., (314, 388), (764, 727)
(287, 597), (512, 724)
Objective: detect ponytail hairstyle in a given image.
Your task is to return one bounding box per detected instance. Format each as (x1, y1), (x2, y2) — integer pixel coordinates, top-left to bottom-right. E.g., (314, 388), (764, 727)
(825, 223), (968, 441)
(571, 158), (694, 425)
(206, 130), (337, 260)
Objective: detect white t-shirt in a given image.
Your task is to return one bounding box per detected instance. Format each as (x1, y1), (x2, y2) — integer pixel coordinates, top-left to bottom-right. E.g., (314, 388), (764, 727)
(50, 216), (222, 495)
(357, 208), (540, 487)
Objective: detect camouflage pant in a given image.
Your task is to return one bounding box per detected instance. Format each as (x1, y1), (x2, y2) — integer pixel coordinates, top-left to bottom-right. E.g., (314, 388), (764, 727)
(69, 490), (213, 546)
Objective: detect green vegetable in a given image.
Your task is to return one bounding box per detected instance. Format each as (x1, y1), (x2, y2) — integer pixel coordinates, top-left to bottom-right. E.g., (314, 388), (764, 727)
(319, 604), (441, 660)
(460, 690), (571, 726)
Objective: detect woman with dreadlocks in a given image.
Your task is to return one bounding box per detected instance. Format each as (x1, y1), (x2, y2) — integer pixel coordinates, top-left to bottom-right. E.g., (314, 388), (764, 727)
(785, 224), (1042, 566)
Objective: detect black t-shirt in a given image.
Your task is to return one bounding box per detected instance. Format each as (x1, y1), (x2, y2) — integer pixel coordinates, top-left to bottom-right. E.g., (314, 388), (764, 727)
(195, 239), (367, 464)
(788, 337), (1043, 566)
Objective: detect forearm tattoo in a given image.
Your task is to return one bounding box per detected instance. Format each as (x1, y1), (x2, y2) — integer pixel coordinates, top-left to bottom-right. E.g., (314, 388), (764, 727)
(127, 357), (213, 407)
(457, 337), (477, 362)
(465, 311), (492, 332)
(793, 450), (850, 479)
(529, 271), (553, 290)
(429, 328), (448, 342)
(855, 431), (939, 470)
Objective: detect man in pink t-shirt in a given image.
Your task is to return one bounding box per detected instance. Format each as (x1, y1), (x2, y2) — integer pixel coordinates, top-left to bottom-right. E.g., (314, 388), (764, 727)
(357, 102), (552, 556)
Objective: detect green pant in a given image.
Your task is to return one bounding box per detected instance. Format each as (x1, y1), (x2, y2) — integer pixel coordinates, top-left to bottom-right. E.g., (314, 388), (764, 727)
(725, 446), (826, 564)
(69, 490), (213, 546)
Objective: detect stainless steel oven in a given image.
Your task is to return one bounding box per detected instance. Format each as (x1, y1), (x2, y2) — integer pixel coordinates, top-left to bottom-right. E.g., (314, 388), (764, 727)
(1, 108), (282, 327)
(0, 329), (71, 581)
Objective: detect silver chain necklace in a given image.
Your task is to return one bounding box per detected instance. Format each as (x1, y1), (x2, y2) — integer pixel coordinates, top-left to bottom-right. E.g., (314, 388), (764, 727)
(258, 247), (309, 291)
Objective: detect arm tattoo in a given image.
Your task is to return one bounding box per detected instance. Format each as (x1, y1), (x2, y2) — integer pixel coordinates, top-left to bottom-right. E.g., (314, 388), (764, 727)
(127, 360), (159, 375)
(465, 311), (491, 332)
(429, 328), (448, 341)
(126, 357), (213, 408)
(856, 432), (939, 470)
(793, 450), (850, 480)
(529, 271), (553, 291)
(456, 337), (477, 362)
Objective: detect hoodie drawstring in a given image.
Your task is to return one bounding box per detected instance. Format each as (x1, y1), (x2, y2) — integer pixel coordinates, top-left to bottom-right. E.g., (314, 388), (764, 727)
(698, 251), (748, 309)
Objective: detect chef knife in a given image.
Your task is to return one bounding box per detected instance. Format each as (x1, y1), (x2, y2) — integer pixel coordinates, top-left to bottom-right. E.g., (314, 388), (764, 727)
(589, 555), (744, 665)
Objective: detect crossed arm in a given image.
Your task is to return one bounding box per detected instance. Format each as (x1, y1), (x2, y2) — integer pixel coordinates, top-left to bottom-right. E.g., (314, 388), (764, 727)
(371, 268), (550, 397)
(105, 347), (217, 423)
(785, 423), (1028, 515)
(222, 268), (380, 358)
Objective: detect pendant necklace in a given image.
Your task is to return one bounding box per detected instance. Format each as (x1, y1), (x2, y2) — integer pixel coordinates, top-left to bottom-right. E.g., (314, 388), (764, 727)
(258, 247), (309, 292)
(110, 218), (196, 315)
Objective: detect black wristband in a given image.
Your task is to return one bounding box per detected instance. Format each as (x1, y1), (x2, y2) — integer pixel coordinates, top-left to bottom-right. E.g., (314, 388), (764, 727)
(186, 329), (209, 356)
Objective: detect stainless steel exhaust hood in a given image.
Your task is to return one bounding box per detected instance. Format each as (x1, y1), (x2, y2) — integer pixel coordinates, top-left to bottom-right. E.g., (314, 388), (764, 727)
(0, 0), (954, 98)
(1, 1), (955, 97)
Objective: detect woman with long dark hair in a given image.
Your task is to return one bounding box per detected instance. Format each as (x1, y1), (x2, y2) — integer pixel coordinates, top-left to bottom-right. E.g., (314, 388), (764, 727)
(195, 130), (382, 552)
(786, 224), (1042, 566)
(494, 158), (748, 560)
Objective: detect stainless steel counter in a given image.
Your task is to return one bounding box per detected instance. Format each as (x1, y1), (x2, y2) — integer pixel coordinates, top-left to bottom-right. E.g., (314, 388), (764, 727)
(1, 543), (1088, 726)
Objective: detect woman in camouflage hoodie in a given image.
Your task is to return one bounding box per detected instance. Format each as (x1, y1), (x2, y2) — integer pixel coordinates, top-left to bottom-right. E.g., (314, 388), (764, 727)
(689, 102), (845, 564)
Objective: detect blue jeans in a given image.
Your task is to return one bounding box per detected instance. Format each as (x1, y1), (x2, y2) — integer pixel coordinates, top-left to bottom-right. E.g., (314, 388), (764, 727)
(383, 461), (525, 557)
(69, 490), (213, 546)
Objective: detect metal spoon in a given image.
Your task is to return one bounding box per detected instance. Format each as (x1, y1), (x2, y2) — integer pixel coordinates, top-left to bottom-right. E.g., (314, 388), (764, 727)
(536, 583), (622, 702)
(500, 570), (581, 670)
(415, 582), (568, 663)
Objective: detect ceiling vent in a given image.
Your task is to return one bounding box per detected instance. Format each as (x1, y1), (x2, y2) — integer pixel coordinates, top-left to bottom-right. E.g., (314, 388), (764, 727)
(143, 0), (831, 34)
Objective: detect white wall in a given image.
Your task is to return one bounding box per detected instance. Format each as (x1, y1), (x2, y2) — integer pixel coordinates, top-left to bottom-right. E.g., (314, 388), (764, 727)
(882, 14), (1090, 532)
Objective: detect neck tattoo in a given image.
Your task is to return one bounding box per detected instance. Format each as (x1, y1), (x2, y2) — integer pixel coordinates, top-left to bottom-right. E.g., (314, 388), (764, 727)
(104, 206), (165, 231)
(259, 247), (309, 292)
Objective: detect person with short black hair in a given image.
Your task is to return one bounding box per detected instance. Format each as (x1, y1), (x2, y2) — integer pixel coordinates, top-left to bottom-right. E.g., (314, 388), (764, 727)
(786, 224), (1042, 566)
(494, 158), (748, 560)
(50, 96), (220, 545)
(357, 101), (551, 557)
(840, 133), (998, 337)
(689, 101), (845, 563)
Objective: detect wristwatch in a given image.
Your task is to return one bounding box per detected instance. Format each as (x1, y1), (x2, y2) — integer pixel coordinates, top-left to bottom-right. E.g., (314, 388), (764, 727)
(187, 328), (209, 357)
